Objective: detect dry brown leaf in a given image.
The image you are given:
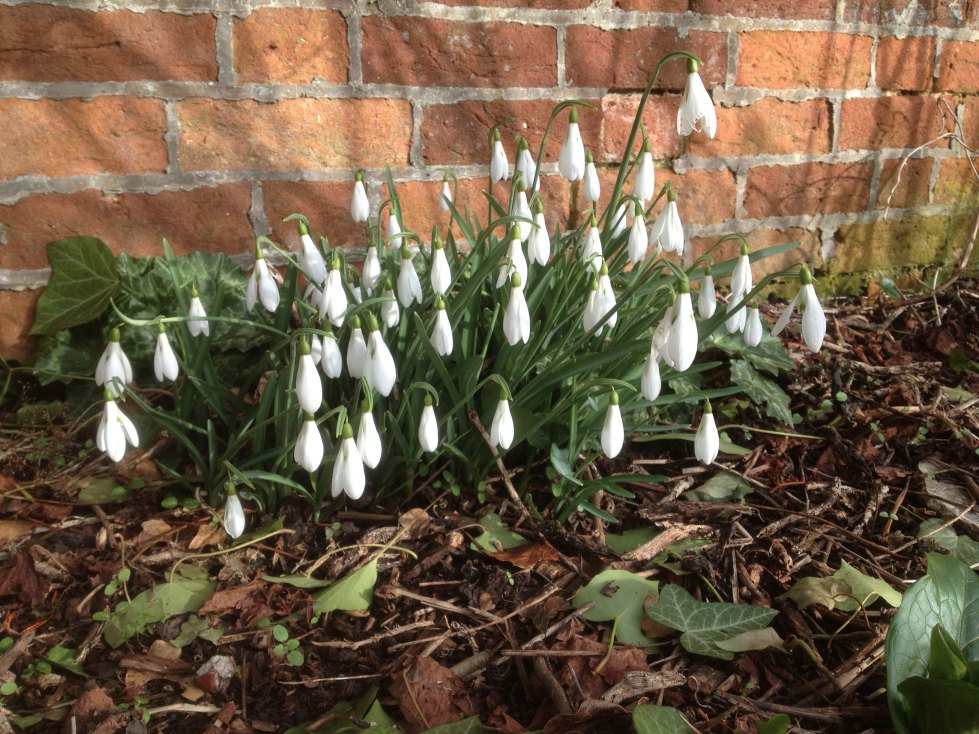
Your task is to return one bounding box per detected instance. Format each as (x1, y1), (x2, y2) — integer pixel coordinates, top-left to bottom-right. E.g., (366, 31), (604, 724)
(0, 520), (34, 546)
(188, 523), (228, 550)
(0, 551), (48, 606)
(389, 656), (476, 734)
(487, 541), (562, 569)
(136, 518), (173, 546)
(197, 580), (267, 616)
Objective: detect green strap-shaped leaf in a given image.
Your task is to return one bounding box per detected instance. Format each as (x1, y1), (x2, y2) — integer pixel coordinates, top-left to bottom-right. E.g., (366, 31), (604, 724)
(31, 237), (119, 335)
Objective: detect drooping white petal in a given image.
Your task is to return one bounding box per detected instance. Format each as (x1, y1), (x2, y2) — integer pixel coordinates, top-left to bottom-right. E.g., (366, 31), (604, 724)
(490, 398), (515, 450)
(497, 236), (528, 288)
(256, 258), (280, 313)
(398, 257), (423, 308)
(223, 494), (246, 539)
(528, 210), (551, 265)
(332, 436), (366, 500)
(694, 409), (719, 465)
(503, 283), (531, 345)
(601, 402), (624, 459)
(490, 138), (510, 183)
(362, 246), (381, 295)
(299, 233), (327, 284)
(431, 307), (453, 357)
(559, 121), (585, 181)
(667, 292), (698, 372)
(321, 333), (343, 378)
(319, 268), (348, 327)
(743, 306), (763, 348)
(440, 179), (453, 211)
(582, 223), (603, 272)
(771, 292), (799, 337)
(98, 398), (138, 462)
(381, 289), (400, 328)
(584, 161), (601, 203)
(154, 331), (180, 382)
(366, 330), (397, 397)
(698, 275), (717, 319)
(610, 203), (629, 240)
(800, 283), (827, 353)
(516, 147), (539, 192)
(96, 339), (133, 398)
(296, 352), (323, 413)
(730, 253), (753, 302)
(347, 327), (368, 379)
(245, 267), (259, 312)
(309, 333), (323, 366)
(188, 296), (209, 337)
(351, 179), (370, 222)
(641, 347), (662, 401)
(294, 418), (324, 473)
(653, 303), (674, 366)
(633, 150), (655, 205)
(357, 412), (383, 469)
(593, 272), (617, 334)
(431, 248), (452, 295)
(418, 403), (439, 452)
(628, 213), (648, 265)
(678, 70), (717, 139)
(387, 212), (403, 250)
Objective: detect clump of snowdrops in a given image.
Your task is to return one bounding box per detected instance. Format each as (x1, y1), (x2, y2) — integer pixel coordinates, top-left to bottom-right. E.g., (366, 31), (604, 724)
(62, 52), (826, 537)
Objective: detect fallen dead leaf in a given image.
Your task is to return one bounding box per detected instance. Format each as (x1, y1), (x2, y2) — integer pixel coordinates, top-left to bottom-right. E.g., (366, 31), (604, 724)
(390, 656), (476, 734)
(0, 519), (34, 546)
(136, 518), (173, 546)
(188, 522), (228, 550)
(487, 541), (562, 569)
(0, 551), (48, 606)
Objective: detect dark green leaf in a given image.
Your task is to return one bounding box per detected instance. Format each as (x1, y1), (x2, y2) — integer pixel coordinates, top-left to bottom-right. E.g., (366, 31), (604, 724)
(730, 360), (793, 426)
(631, 704), (693, 734)
(31, 237), (119, 335)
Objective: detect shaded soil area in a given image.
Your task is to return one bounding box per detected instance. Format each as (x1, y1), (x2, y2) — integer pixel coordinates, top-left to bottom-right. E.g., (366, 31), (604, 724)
(1, 282), (978, 734)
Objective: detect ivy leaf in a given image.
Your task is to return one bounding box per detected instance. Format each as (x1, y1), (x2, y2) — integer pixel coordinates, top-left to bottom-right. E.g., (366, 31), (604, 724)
(730, 360), (793, 426)
(31, 237), (119, 335)
(631, 704), (693, 734)
(312, 560), (378, 615)
(573, 569), (659, 647)
(714, 627), (785, 653)
(471, 513), (529, 553)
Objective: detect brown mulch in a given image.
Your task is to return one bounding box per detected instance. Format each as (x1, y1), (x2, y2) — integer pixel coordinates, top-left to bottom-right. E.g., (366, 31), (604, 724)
(0, 281), (978, 734)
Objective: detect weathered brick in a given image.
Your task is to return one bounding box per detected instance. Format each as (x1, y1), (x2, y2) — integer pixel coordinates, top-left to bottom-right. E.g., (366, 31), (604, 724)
(744, 162), (874, 219)
(600, 95), (682, 162)
(963, 97), (979, 149)
(689, 227), (823, 278)
(937, 40), (979, 93)
(876, 35), (937, 91)
(842, 0), (979, 28)
(0, 6), (216, 82)
(933, 157), (979, 207)
(875, 157), (934, 209)
(596, 166), (736, 226)
(613, 0), (688, 10)
(362, 17), (556, 88)
(0, 289), (40, 363)
(0, 98), (167, 180)
(565, 27), (727, 91)
(264, 180), (368, 252)
(420, 99), (602, 168)
(690, 0), (835, 20)
(839, 96), (950, 151)
(0, 185), (254, 271)
(737, 32), (873, 89)
(177, 99), (413, 172)
(234, 9), (348, 84)
(686, 98), (832, 158)
(433, 0), (590, 6)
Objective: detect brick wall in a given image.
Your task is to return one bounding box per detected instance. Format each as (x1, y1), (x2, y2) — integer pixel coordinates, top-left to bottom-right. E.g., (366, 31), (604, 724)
(1, 0), (978, 360)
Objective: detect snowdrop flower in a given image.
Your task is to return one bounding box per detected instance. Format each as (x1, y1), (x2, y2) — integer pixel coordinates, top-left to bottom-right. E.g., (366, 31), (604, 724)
(96, 327), (133, 398)
(628, 206), (649, 265)
(96, 389), (139, 462)
(187, 287), (209, 337)
(743, 304), (763, 348)
(583, 149), (601, 204)
(365, 315), (397, 397)
(304, 282), (323, 312)
(610, 202), (629, 240)
(386, 208), (403, 250)
(652, 295), (675, 367)
(294, 413), (324, 473)
(297, 220), (326, 285)
(601, 390), (624, 459)
(439, 175), (453, 212)
(582, 211), (603, 272)
(528, 199), (551, 266)
(772, 266), (826, 353)
(677, 57), (717, 139)
(246, 247), (279, 314)
(380, 283), (400, 328)
(319, 257), (348, 327)
(490, 392), (515, 450)
(559, 107), (585, 181)
(503, 273), (531, 346)
(726, 243), (753, 334)
(694, 400), (719, 465)
(418, 395), (439, 452)
(515, 138), (539, 193)
(641, 346), (662, 401)
(153, 324), (179, 383)
(497, 225), (528, 288)
(332, 424), (366, 500)
(585, 264), (617, 335)
(698, 264), (717, 319)
(309, 332), (323, 366)
(397, 244), (423, 308)
(321, 328), (343, 378)
(222, 487), (246, 539)
(510, 177), (533, 242)
(650, 189), (683, 255)
(357, 405), (383, 469)
(295, 339), (323, 414)
(633, 140), (655, 205)
(362, 243), (382, 295)
(667, 282), (698, 372)
(347, 315), (368, 379)
(490, 129), (509, 183)
(351, 170), (370, 222)
(430, 296), (453, 357)
(430, 230), (452, 295)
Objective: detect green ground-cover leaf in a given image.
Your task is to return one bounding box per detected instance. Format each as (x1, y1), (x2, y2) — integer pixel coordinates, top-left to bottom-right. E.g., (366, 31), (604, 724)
(32, 237), (119, 335)
(471, 513), (529, 553)
(573, 569), (659, 646)
(605, 527), (658, 554)
(312, 559), (378, 615)
(730, 359), (793, 426)
(918, 519), (979, 567)
(632, 704), (694, 733)
(283, 686), (398, 734)
(755, 714), (790, 734)
(420, 717), (486, 733)
(833, 560), (902, 612)
(684, 471), (751, 502)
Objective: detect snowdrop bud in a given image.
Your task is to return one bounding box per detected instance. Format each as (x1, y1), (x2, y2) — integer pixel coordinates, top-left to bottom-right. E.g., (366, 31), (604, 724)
(153, 324), (179, 383)
(602, 390), (624, 459)
(641, 346), (662, 402)
(694, 400), (720, 465)
(668, 282), (698, 372)
(583, 149), (601, 204)
(743, 305), (763, 348)
(296, 339), (323, 414)
(628, 207), (649, 265)
(294, 413), (324, 473)
(418, 395), (439, 452)
(516, 137), (540, 192)
(96, 327), (133, 398)
(246, 247), (280, 314)
(698, 265), (717, 319)
(332, 424), (366, 500)
(357, 404), (383, 470)
(583, 211), (603, 272)
(386, 209), (403, 250)
(653, 294), (675, 367)
(297, 220), (327, 284)
(633, 139), (655, 205)
(503, 273), (531, 346)
(351, 170), (370, 222)
(187, 286), (209, 337)
(96, 388), (139, 462)
(528, 199), (551, 266)
(678, 57), (717, 139)
(795, 267), (827, 353)
(309, 333), (323, 366)
(321, 328), (343, 378)
(509, 177), (533, 242)
(398, 244), (423, 308)
(490, 129), (509, 183)
(726, 242), (753, 334)
(430, 296), (453, 357)
(347, 316), (368, 379)
(490, 393), (515, 450)
(439, 175), (453, 212)
(559, 107), (586, 181)
(319, 256), (347, 327)
(222, 486), (246, 539)
(362, 244), (381, 295)
(430, 229), (452, 295)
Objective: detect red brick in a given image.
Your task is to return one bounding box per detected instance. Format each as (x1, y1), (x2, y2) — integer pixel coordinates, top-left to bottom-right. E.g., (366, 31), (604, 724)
(177, 98), (413, 172)
(963, 97), (979, 148)
(264, 181), (365, 253)
(737, 32), (872, 89)
(938, 40), (979, 93)
(876, 35), (936, 91)
(690, 0), (835, 20)
(686, 98), (832, 158)
(933, 157), (979, 207)
(0, 290), (40, 363)
(744, 162), (874, 219)
(234, 9), (348, 84)
(596, 166), (736, 226)
(433, 0), (590, 6)
(689, 227), (823, 278)
(0, 98), (167, 180)
(600, 95), (682, 162)
(876, 157), (934, 209)
(420, 99), (602, 168)
(362, 17), (556, 88)
(0, 6), (216, 82)
(0, 185), (254, 271)
(839, 96), (950, 151)
(613, 0), (688, 10)
(565, 27), (727, 91)
(842, 0), (979, 28)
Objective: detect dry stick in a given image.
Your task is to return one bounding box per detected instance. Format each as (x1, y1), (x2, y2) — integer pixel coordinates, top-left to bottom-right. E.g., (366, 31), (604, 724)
(533, 656), (573, 715)
(891, 499), (976, 555)
(311, 620), (436, 650)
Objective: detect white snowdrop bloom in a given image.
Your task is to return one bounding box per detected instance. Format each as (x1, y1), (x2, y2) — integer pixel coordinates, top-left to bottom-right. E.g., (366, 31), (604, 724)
(528, 201), (551, 266)
(332, 425), (366, 500)
(362, 245), (382, 295)
(304, 282), (323, 312)
(490, 130), (509, 183)
(222, 490), (246, 539)
(633, 140), (655, 205)
(320, 260), (348, 327)
(321, 330), (343, 378)
(366, 318), (397, 397)
(772, 266), (826, 353)
(698, 269), (717, 319)
(430, 297), (453, 357)
(380, 286), (400, 328)
(582, 213), (603, 272)
(677, 58), (717, 139)
(439, 176), (453, 212)
(430, 234), (452, 295)
(515, 138), (540, 192)
(650, 191), (684, 255)
(726, 244), (753, 334)
(357, 408), (383, 469)
(490, 395), (514, 450)
(743, 305), (763, 348)
(418, 396), (439, 452)
(246, 250), (280, 314)
(497, 226), (528, 289)
(559, 107), (586, 181)
(153, 326), (179, 383)
(95, 328), (133, 398)
(294, 414), (324, 473)
(386, 209), (403, 250)
(628, 208), (649, 265)
(187, 288), (209, 337)
(641, 346), (662, 401)
(585, 264), (616, 335)
(297, 221), (326, 284)
(694, 401), (720, 465)
(295, 340), (323, 414)
(503, 273), (531, 346)
(397, 245), (423, 308)
(351, 171), (370, 222)
(309, 333), (322, 366)
(667, 287), (698, 372)
(601, 391), (624, 459)
(96, 391), (139, 463)
(583, 150), (601, 204)
(654, 297), (676, 368)
(610, 202), (629, 240)
(347, 318), (368, 379)
(510, 177), (533, 242)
